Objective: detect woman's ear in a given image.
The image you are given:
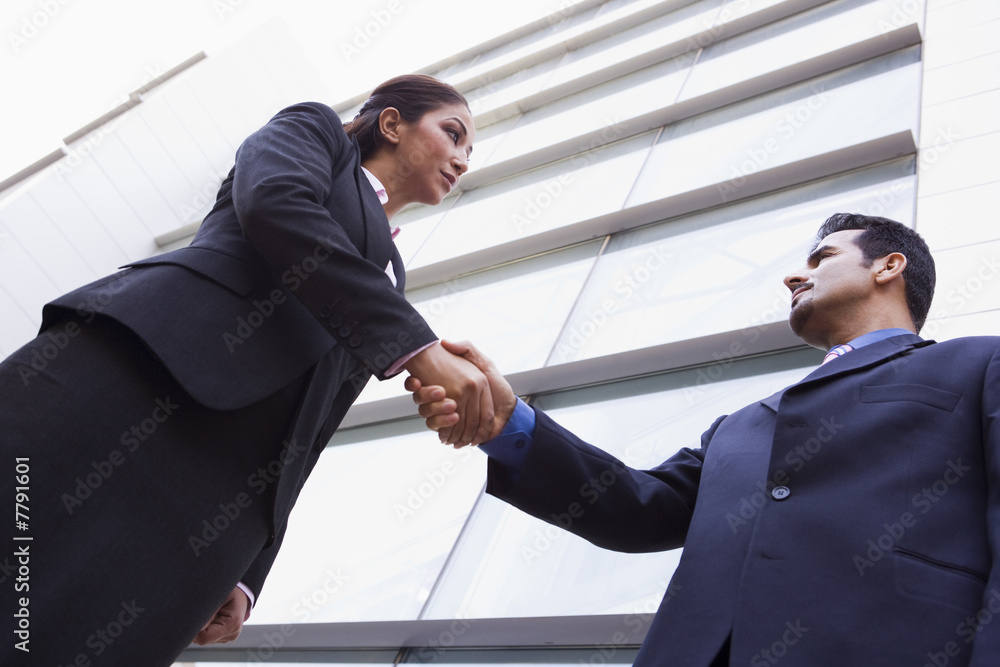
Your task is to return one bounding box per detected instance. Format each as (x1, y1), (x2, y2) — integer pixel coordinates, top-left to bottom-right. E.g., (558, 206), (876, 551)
(377, 107), (403, 145)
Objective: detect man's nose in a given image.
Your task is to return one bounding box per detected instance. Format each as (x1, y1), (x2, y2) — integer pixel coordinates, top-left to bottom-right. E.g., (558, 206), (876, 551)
(783, 269), (807, 292)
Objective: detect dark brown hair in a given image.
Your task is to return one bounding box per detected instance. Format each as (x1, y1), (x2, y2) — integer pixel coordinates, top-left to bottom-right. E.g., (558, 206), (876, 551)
(343, 74), (469, 161)
(814, 213), (935, 332)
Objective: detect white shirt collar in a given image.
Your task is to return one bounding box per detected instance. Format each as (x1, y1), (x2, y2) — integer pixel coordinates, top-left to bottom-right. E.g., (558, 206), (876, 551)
(360, 166), (388, 205)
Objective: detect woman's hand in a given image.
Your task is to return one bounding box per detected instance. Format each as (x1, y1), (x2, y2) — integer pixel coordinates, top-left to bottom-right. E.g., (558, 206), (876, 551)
(406, 340), (516, 445)
(404, 341), (495, 447)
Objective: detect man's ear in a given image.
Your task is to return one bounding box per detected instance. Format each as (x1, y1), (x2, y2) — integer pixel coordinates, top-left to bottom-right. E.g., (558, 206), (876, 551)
(874, 252), (907, 285)
(377, 108), (403, 145)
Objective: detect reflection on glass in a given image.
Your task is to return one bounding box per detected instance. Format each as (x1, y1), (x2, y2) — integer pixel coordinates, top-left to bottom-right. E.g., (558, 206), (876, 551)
(248, 422), (485, 624)
(544, 0), (722, 90)
(422, 354), (816, 619)
(627, 48), (920, 208)
(464, 59), (560, 119)
(409, 133), (654, 269)
(552, 162), (916, 364)
(483, 56), (693, 168)
(679, 0), (924, 101)
(355, 243), (600, 404)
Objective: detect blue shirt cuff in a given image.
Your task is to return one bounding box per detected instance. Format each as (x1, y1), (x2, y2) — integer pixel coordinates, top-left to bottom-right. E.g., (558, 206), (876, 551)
(479, 397), (535, 479)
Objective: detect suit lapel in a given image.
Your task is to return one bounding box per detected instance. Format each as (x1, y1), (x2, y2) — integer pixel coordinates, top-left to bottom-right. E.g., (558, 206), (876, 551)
(758, 334), (934, 412)
(351, 137), (394, 275)
(391, 246), (406, 292)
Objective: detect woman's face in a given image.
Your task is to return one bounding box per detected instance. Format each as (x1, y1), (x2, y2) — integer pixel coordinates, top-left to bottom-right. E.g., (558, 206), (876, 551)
(391, 102), (475, 207)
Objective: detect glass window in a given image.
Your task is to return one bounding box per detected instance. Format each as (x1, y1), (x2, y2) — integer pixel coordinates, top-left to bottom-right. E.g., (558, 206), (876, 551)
(543, 0), (722, 90)
(421, 351), (819, 619)
(463, 59), (561, 120)
(437, 6), (604, 85)
(355, 242), (602, 405)
(247, 420), (486, 625)
(408, 132), (655, 270)
(551, 160), (916, 363)
(678, 0), (924, 102)
(481, 56), (693, 169)
(626, 48), (921, 208)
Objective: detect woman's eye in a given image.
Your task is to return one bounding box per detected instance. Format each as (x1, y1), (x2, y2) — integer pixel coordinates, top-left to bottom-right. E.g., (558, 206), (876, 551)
(446, 129), (459, 142)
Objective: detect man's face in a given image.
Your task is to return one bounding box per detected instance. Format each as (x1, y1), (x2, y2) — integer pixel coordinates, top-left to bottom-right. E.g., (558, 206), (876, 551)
(783, 229), (875, 346)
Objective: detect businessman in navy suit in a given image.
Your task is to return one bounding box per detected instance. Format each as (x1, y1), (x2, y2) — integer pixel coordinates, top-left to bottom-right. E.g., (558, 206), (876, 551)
(411, 213), (1000, 665)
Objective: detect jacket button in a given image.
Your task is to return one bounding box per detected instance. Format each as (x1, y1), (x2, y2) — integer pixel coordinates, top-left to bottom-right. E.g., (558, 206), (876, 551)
(772, 486), (791, 501)
(327, 314), (343, 328)
(319, 305), (332, 318)
(338, 326), (351, 338)
(348, 334), (362, 347)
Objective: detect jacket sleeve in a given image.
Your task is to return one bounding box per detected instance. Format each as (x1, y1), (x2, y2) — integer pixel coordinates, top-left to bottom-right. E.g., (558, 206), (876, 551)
(231, 102), (436, 379)
(970, 341), (1000, 665)
(239, 522), (287, 604)
(487, 407), (722, 553)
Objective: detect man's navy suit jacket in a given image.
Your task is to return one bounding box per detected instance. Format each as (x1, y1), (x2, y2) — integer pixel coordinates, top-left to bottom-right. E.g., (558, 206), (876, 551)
(489, 334), (1000, 665)
(41, 102), (437, 597)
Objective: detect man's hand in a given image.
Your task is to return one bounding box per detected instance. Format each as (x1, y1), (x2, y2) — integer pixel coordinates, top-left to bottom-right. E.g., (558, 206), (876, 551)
(404, 341), (494, 446)
(192, 587), (249, 646)
(407, 340), (516, 443)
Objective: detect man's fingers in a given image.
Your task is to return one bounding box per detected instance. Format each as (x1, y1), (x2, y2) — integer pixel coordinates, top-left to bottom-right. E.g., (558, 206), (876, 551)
(411, 384), (447, 406)
(439, 339), (471, 357)
(473, 380), (495, 445)
(427, 412), (460, 432)
(418, 398), (457, 419)
(455, 380), (481, 446)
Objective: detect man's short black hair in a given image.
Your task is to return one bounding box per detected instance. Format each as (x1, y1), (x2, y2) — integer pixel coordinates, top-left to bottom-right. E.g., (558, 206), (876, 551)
(814, 213), (935, 332)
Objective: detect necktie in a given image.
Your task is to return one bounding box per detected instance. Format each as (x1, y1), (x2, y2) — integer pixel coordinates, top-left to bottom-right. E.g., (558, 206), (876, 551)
(822, 343), (854, 365)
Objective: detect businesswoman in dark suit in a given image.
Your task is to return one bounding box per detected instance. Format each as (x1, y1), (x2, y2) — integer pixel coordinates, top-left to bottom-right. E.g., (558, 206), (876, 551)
(0, 74), (492, 666)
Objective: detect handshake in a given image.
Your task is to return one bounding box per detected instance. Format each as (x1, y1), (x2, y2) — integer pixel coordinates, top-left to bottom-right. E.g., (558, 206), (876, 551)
(402, 339), (516, 447)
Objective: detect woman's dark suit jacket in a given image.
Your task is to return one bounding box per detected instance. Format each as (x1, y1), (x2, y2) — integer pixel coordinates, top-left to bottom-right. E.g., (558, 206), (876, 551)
(40, 102), (437, 600)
